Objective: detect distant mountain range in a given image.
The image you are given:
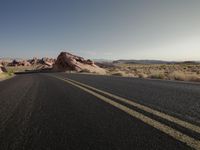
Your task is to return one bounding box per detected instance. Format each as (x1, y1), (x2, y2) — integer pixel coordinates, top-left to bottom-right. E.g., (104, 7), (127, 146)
(92, 59), (113, 63)
(112, 60), (200, 64)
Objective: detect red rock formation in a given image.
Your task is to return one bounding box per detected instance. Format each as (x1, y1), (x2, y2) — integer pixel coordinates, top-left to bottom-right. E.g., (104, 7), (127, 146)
(9, 60), (31, 66)
(29, 57), (39, 65)
(28, 57), (55, 67)
(40, 58), (56, 66)
(53, 52), (106, 74)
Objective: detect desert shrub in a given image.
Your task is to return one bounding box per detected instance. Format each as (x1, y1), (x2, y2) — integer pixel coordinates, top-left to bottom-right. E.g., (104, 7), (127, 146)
(138, 73), (148, 78)
(168, 71), (200, 82)
(160, 65), (166, 69)
(185, 74), (200, 82)
(150, 72), (165, 79)
(0, 72), (14, 80)
(168, 71), (186, 81)
(79, 69), (91, 73)
(7, 69), (14, 76)
(111, 71), (125, 76)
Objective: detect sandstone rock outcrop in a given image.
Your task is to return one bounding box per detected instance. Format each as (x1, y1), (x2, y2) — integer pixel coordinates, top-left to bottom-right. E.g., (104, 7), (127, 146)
(53, 52), (106, 74)
(6, 57), (55, 70)
(29, 57), (39, 65)
(28, 57), (55, 67)
(40, 58), (56, 66)
(9, 60), (31, 66)
(0, 64), (7, 73)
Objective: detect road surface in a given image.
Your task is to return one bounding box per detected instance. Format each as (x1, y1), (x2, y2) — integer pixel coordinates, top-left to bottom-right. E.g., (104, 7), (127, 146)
(0, 73), (199, 150)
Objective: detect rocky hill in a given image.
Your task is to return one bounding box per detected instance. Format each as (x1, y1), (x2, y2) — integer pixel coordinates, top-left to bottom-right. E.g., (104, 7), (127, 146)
(1, 52), (106, 74)
(53, 52), (106, 74)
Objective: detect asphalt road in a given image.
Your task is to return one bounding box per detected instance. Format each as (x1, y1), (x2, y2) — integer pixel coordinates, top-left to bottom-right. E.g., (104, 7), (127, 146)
(0, 73), (199, 150)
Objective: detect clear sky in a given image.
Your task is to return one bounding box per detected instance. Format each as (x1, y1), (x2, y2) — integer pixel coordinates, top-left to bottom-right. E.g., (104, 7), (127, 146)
(0, 0), (200, 60)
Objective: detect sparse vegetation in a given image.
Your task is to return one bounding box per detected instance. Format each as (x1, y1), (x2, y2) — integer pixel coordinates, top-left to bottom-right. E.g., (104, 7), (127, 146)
(168, 71), (200, 82)
(138, 73), (148, 78)
(168, 71), (186, 81)
(0, 72), (14, 81)
(79, 69), (91, 73)
(106, 64), (200, 82)
(150, 72), (165, 79)
(6, 66), (37, 73)
(111, 71), (125, 76)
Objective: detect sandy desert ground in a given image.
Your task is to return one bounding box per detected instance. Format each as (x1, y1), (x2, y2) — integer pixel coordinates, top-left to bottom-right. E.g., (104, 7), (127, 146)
(106, 64), (200, 82)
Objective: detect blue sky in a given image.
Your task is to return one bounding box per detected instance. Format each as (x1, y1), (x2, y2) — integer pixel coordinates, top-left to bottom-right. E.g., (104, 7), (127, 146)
(0, 0), (200, 60)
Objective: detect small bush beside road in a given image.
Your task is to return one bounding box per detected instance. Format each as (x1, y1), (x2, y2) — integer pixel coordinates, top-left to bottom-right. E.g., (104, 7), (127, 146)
(0, 72), (14, 81)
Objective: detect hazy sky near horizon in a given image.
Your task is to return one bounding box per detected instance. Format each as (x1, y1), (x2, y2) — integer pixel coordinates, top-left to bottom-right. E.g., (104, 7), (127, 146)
(0, 0), (200, 60)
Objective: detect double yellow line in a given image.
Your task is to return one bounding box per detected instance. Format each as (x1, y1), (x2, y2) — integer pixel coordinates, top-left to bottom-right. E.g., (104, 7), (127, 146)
(52, 75), (200, 150)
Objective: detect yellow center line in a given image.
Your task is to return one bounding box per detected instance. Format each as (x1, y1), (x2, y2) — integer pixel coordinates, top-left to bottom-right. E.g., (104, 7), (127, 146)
(52, 75), (200, 150)
(65, 77), (200, 135)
